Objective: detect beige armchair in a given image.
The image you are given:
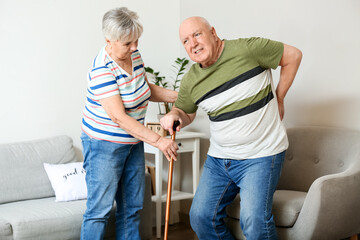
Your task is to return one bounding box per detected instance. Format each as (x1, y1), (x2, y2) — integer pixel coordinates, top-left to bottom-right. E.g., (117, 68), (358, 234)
(226, 126), (360, 240)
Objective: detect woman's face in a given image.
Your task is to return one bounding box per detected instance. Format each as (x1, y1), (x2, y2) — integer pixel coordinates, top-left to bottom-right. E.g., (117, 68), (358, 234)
(107, 38), (138, 62)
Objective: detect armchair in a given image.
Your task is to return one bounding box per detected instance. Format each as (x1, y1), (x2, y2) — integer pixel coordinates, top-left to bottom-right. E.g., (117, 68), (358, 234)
(226, 126), (360, 240)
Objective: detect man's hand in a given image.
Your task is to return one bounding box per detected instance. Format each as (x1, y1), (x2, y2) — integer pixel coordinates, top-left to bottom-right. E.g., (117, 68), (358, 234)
(276, 44), (302, 120)
(160, 107), (196, 136)
(277, 99), (285, 120)
(160, 112), (182, 136)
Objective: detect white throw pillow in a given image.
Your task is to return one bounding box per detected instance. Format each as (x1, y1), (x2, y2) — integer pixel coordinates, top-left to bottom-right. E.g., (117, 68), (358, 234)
(43, 162), (87, 202)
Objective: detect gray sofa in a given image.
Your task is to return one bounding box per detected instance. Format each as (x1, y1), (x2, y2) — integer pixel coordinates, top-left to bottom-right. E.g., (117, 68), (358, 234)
(0, 135), (152, 240)
(226, 126), (360, 240)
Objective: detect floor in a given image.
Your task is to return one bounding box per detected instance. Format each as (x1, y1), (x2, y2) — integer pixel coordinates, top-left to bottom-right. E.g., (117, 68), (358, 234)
(151, 223), (360, 240)
(151, 222), (197, 240)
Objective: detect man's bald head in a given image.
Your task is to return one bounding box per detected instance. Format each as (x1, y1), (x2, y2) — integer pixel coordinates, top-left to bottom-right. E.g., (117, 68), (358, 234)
(178, 16), (222, 68)
(179, 16), (212, 36)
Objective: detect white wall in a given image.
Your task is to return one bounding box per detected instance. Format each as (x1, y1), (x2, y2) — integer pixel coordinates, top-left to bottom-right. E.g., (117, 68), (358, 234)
(0, 0), (181, 158)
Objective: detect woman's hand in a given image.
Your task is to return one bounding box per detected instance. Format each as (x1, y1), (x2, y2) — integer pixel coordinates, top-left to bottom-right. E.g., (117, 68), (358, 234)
(156, 137), (179, 161)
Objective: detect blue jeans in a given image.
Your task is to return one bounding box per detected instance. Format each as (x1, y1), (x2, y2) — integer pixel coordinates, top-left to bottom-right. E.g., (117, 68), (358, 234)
(80, 133), (145, 240)
(190, 151), (285, 240)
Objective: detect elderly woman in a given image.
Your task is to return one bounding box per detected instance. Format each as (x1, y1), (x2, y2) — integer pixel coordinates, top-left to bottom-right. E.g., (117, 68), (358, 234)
(80, 7), (178, 240)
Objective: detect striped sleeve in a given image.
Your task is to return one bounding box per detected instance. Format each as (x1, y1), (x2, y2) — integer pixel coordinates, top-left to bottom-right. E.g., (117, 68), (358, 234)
(89, 66), (119, 100)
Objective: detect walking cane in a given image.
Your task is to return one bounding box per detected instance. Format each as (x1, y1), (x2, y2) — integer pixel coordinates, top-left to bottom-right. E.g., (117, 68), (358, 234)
(164, 120), (180, 240)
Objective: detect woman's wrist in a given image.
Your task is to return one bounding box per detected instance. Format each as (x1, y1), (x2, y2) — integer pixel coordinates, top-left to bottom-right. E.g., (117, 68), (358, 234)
(170, 90), (178, 103)
(154, 135), (164, 148)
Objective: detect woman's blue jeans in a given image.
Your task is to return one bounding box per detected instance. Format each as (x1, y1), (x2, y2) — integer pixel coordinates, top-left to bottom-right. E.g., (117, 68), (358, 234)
(190, 151), (285, 240)
(80, 133), (145, 240)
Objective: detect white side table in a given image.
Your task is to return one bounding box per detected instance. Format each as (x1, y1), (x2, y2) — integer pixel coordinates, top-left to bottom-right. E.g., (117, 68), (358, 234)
(144, 131), (204, 238)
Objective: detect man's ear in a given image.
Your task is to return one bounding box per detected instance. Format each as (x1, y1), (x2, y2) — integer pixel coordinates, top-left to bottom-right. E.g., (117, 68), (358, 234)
(211, 27), (218, 39)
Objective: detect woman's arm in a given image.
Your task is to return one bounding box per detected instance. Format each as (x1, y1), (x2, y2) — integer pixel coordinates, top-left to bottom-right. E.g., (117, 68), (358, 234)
(99, 95), (178, 161)
(145, 75), (178, 103)
(148, 83), (178, 103)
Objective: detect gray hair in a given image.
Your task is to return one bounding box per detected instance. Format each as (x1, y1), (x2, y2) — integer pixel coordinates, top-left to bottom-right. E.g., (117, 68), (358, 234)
(102, 7), (143, 42)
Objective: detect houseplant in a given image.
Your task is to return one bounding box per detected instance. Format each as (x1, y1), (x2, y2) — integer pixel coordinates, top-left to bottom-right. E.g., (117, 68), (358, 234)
(145, 57), (189, 114)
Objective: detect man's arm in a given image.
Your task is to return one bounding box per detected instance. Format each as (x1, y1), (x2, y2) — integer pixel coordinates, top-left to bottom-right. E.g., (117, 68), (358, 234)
(160, 106), (196, 135)
(276, 43), (302, 120)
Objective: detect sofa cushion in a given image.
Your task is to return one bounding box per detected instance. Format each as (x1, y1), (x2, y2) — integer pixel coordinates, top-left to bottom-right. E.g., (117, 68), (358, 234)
(226, 190), (306, 228)
(0, 218), (12, 240)
(0, 173), (152, 240)
(0, 197), (117, 239)
(272, 190), (307, 227)
(0, 135), (78, 204)
(43, 162), (87, 202)
(0, 197), (88, 239)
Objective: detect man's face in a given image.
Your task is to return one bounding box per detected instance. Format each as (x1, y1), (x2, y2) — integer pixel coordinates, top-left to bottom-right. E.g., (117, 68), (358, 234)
(179, 18), (218, 68)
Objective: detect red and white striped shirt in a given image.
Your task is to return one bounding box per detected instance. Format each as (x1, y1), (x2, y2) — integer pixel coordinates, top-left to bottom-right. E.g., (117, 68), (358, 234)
(81, 47), (150, 144)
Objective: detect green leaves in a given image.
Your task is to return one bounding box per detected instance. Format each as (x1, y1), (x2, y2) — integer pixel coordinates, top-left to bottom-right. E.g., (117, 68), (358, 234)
(171, 58), (190, 91)
(144, 66), (167, 88)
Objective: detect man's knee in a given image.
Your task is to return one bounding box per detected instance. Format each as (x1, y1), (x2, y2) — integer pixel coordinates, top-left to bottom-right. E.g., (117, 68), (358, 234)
(189, 202), (211, 229)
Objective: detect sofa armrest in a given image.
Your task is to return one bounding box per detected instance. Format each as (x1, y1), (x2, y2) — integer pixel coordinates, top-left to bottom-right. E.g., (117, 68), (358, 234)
(289, 168), (360, 240)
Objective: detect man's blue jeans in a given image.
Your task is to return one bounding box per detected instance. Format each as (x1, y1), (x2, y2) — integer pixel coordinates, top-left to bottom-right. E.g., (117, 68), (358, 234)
(190, 151), (285, 240)
(80, 133), (145, 240)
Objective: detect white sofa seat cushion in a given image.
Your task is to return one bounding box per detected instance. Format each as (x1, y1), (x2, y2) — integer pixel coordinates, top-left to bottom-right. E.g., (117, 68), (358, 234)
(272, 190), (307, 227)
(0, 197), (88, 240)
(226, 190), (306, 228)
(0, 218), (12, 240)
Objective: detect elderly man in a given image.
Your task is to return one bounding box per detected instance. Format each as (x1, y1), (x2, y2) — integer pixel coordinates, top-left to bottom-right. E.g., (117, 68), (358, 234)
(160, 16), (302, 240)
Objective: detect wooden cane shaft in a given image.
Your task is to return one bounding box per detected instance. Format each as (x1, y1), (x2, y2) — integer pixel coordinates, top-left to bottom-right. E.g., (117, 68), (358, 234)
(164, 133), (176, 240)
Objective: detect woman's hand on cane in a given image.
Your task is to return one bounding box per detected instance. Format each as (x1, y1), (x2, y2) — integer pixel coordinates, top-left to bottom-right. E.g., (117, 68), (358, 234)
(156, 137), (178, 161)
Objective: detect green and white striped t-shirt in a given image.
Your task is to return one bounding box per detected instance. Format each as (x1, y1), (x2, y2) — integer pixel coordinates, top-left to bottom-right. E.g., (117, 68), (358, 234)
(175, 38), (288, 159)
